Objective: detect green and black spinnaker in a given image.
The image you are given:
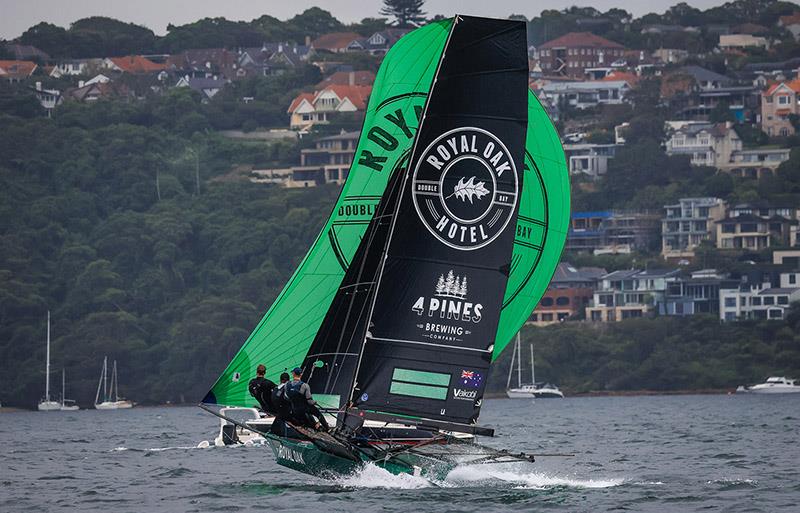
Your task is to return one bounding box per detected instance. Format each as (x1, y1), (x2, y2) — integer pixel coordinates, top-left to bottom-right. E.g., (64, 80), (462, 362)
(202, 16), (569, 413)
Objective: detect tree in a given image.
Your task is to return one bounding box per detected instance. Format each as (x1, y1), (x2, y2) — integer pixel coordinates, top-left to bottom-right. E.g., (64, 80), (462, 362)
(380, 0), (427, 27)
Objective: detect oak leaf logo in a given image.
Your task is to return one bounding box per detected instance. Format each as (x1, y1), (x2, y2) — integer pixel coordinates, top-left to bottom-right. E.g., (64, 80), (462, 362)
(448, 177), (490, 203)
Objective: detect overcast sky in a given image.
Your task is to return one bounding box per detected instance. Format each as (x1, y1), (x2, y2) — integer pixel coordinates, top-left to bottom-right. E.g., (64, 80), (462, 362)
(2, 0), (734, 40)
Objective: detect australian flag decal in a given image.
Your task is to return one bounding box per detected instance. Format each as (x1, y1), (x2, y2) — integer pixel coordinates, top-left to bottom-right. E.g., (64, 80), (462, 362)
(459, 369), (483, 388)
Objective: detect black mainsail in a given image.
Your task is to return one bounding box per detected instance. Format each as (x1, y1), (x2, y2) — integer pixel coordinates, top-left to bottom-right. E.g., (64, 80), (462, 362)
(345, 16), (529, 432)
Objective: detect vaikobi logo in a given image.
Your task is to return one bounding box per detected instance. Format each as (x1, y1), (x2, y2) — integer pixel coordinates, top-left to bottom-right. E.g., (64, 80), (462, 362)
(412, 127), (518, 251)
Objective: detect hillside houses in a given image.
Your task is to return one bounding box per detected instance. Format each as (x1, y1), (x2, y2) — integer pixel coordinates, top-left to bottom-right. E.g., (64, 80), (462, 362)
(287, 84), (371, 130)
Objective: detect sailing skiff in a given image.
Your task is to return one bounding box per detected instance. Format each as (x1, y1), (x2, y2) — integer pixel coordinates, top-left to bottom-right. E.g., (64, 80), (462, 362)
(200, 15), (570, 479)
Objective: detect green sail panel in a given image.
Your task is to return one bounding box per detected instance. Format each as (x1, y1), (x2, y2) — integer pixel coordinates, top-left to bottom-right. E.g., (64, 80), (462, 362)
(494, 90), (570, 359)
(203, 19), (453, 406)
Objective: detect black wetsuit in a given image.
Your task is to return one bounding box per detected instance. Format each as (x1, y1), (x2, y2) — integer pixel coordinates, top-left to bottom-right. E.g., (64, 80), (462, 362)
(248, 376), (276, 414)
(270, 383), (292, 436)
(284, 379), (329, 430)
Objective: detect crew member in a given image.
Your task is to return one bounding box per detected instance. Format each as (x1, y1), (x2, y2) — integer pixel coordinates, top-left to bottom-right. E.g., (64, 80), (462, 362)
(284, 367), (330, 431)
(270, 372), (291, 436)
(248, 364), (276, 414)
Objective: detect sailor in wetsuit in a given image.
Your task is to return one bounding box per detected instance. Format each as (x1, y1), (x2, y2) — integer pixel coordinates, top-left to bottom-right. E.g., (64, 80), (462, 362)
(269, 372), (291, 436)
(284, 367), (330, 431)
(248, 364), (276, 414)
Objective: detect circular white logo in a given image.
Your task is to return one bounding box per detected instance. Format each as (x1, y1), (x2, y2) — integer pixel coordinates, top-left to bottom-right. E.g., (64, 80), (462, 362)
(411, 127), (518, 250)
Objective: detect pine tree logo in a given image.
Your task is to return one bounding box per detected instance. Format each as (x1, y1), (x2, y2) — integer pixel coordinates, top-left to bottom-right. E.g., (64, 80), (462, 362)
(434, 270), (468, 299)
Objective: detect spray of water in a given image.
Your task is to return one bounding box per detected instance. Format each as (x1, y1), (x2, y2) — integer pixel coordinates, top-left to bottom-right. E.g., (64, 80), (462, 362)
(333, 462), (624, 490)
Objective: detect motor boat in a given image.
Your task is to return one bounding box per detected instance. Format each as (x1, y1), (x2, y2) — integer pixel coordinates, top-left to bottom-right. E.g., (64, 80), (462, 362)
(736, 376), (800, 394)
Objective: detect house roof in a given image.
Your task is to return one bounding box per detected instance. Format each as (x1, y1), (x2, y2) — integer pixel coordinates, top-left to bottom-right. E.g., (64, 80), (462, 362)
(539, 32), (624, 50)
(68, 81), (128, 102)
(779, 13), (800, 26)
(636, 269), (680, 278)
(764, 79), (800, 96)
(108, 55), (165, 73)
(182, 77), (226, 90)
(602, 270), (640, 280)
(287, 84), (372, 113)
(317, 70), (375, 87)
(551, 263), (607, 283)
(311, 32), (361, 51)
(0, 60), (37, 78)
(759, 288), (800, 295)
(287, 92), (315, 113)
(319, 131), (360, 141)
(601, 71), (639, 85)
(679, 65), (732, 84)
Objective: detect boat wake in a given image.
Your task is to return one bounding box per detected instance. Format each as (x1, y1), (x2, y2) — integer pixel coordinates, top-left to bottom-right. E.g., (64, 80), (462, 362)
(444, 464), (624, 489)
(333, 462), (623, 490)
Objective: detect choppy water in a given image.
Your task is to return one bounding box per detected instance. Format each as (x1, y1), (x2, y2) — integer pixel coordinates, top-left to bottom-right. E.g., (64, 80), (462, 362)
(2, 395), (799, 512)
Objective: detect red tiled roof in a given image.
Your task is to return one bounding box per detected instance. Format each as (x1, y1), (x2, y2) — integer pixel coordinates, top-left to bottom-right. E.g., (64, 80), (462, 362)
(539, 32), (624, 50)
(108, 55), (165, 74)
(764, 79), (800, 96)
(779, 13), (800, 25)
(324, 84), (371, 109)
(287, 92), (315, 113)
(287, 84), (372, 113)
(317, 70), (376, 87)
(311, 32), (361, 51)
(0, 60), (37, 78)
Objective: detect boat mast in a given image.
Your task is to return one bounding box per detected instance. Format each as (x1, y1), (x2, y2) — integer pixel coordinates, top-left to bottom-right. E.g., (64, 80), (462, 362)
(45, 311), (51, 403)
(530, 341), (535, 384)
(517, 332), (522, 388)
(94, 358), (104, 405)
(113, 360), (119, 402)
(61, 369), (65, 407)
(506, 335), (517, 389)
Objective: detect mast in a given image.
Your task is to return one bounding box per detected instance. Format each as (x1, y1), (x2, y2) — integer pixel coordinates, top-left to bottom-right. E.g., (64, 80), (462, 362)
(61, 369), (65, 407)
(113, 360), (119, 402)
(517, 332), (522, 388)
(530, 340), (535, 384)
(95, 358), (104, 405)
(506, 337), (516, 389)
(45, 310), (51, 403)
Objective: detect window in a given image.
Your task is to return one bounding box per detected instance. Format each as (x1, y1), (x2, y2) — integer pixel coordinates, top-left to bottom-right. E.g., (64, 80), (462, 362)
(541, 297), (554, 307)
(556, 297), (570, 306)
(764, 296), (774, 305)
(722, 224), (735, 233)
(541, 313), (553, 321)
(725, 312), (736, 321)
(765, 96), (773, 103)
(724, 297), (736, 307)
(790, 275), (796, 285)
(778, 95), (790, 105)
(751, 297), (761, 306)
(591, 311), (602, 321)
(777, 296), (789, 305)
(529, 313), (538, 322)
(769, 309), (783, 319)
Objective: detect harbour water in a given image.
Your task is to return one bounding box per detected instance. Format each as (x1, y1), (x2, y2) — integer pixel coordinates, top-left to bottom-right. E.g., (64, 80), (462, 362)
(1, 394), (798, 512)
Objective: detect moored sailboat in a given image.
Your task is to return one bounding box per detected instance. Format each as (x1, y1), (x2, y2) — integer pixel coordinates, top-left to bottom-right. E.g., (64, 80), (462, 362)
(506, 332), (564, 399)
(94, 357), (134, 409)
(200, 15), (570, 478)
(60, 369), (79, 411)
(38, 311), (60, 411)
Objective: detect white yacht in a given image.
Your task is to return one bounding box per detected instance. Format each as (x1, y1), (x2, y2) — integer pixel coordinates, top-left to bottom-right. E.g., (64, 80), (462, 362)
(736, 376), (800, 394)
(506, 332), (564, 399)
(38, 311), (61, 411)
(59, 370), (79, 411)
(94, 357), (134, 409)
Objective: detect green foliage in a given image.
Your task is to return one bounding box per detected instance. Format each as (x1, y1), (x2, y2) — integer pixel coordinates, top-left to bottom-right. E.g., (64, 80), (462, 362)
(19, 17), (156, 58)
(380, 0), (427, 27)
(488, 314), (800, 394)
(0, 91), (341, 408)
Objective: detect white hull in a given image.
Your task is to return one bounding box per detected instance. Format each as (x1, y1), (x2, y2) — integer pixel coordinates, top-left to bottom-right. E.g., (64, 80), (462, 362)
(60, 405), (80, 411)
(506, 388), (564, 399)
(37, 401), (61, 411)
(95, 400), (134, 410)
(738, 386), (800, 394)
(737, 377), (800, 394)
